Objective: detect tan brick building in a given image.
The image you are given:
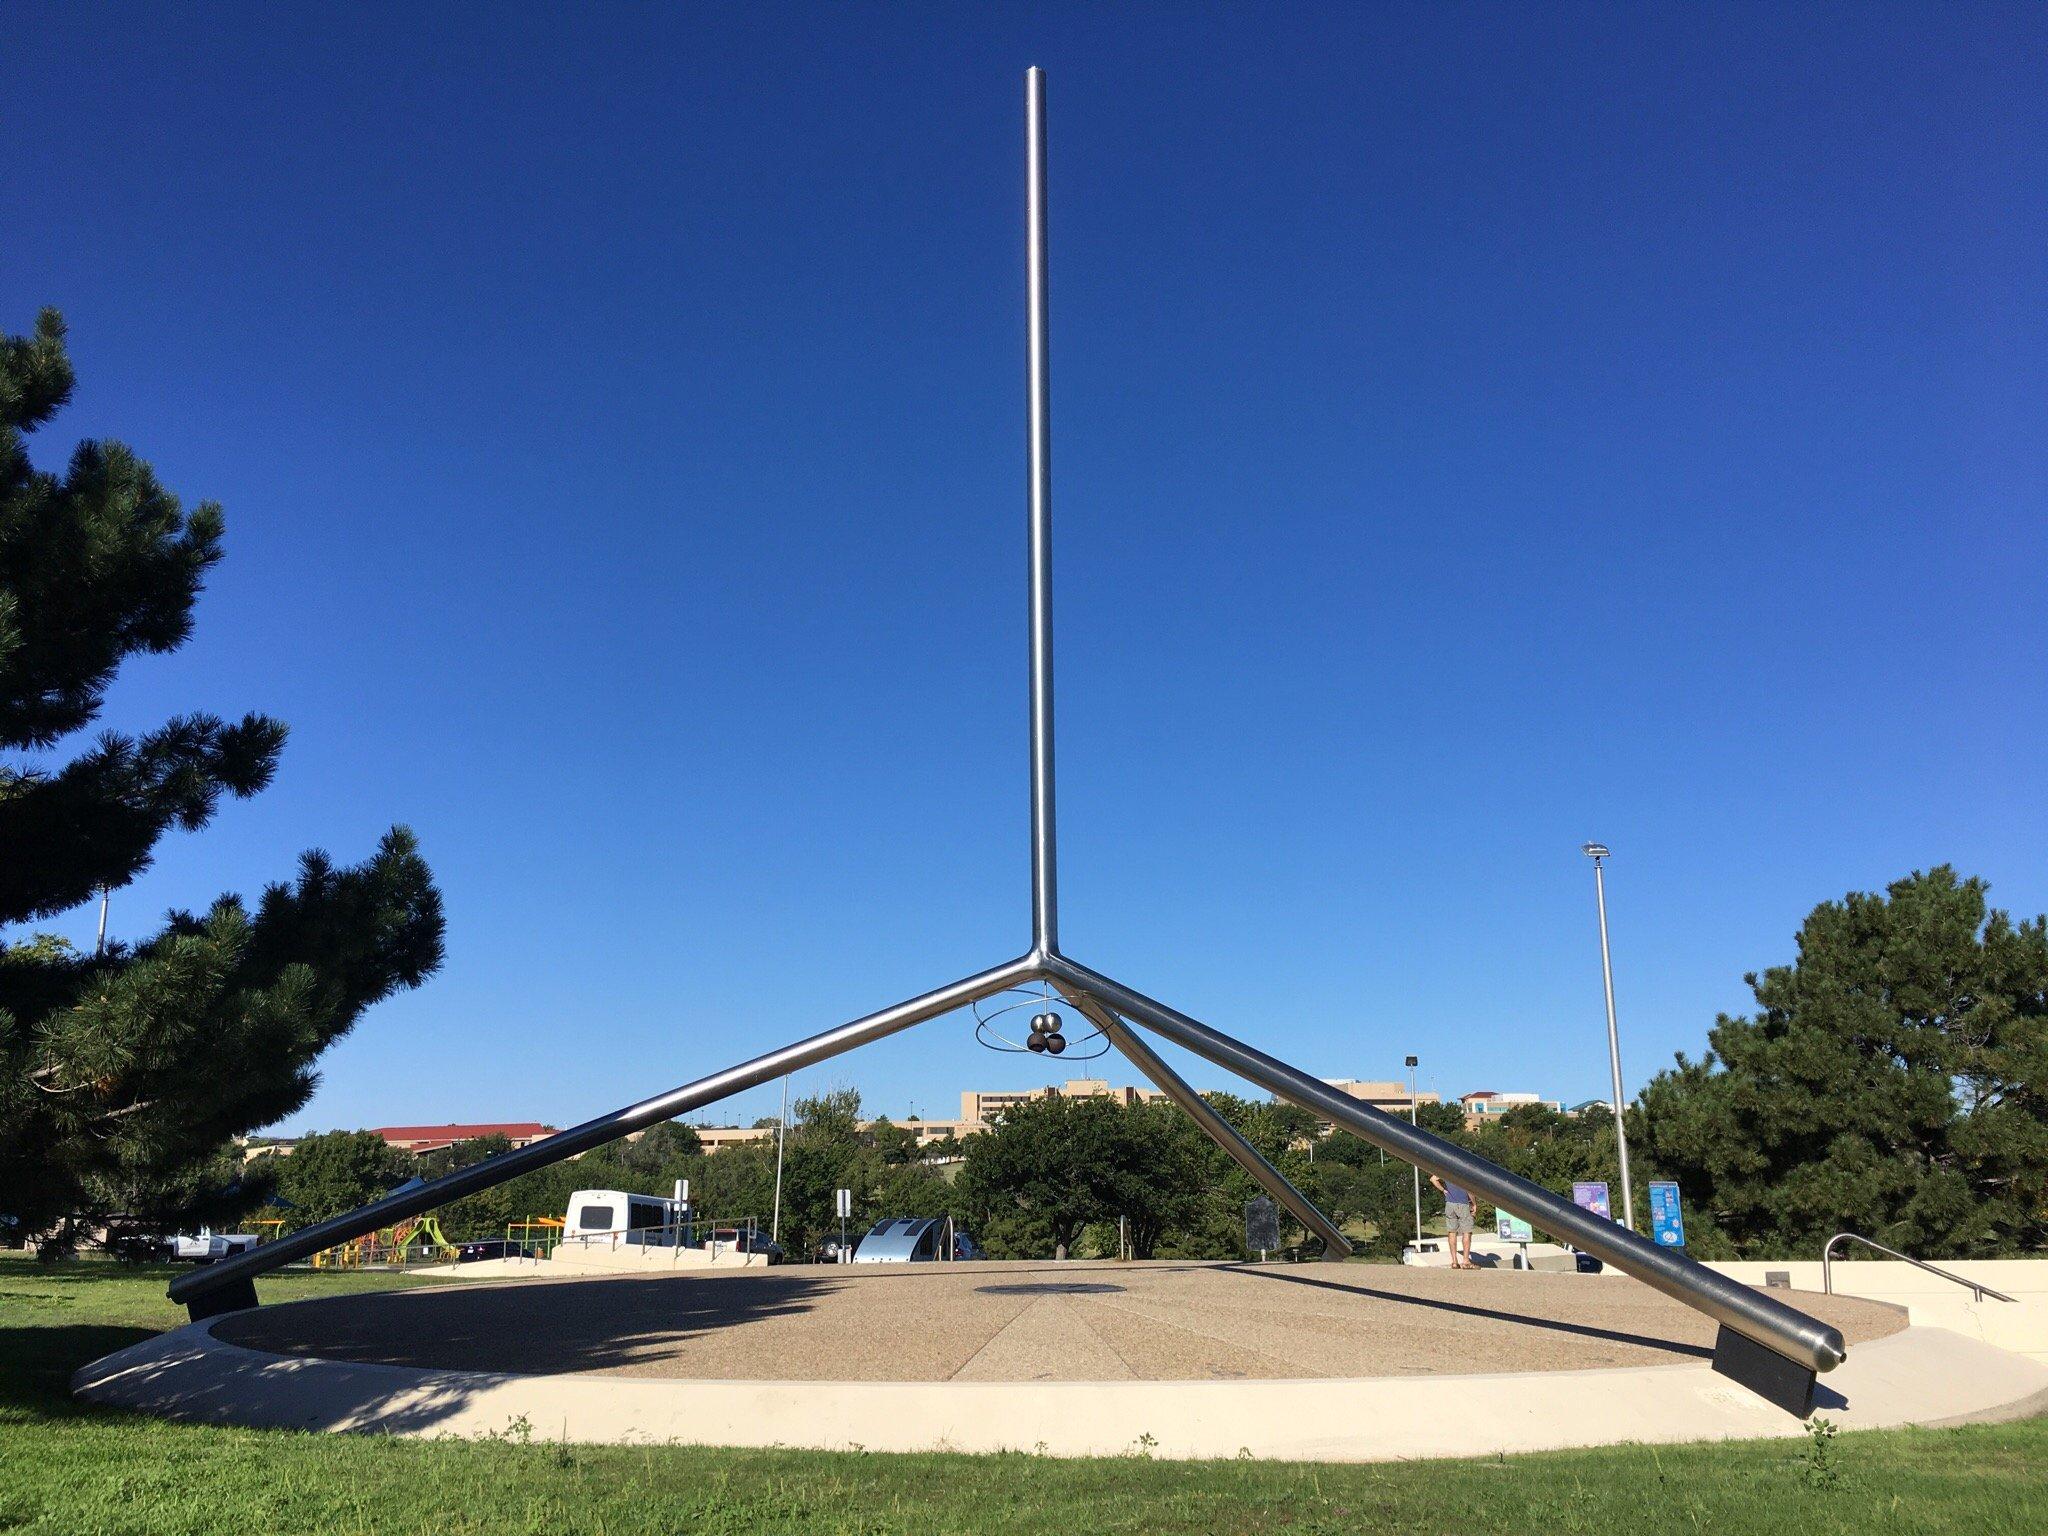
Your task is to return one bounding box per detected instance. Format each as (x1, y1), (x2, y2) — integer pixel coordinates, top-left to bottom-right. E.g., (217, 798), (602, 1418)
(959, 1078), (1168, 1126)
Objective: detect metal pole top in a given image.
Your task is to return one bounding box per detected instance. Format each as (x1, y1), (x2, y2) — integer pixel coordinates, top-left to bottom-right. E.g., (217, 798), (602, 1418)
(1024, 65), (1059, 955)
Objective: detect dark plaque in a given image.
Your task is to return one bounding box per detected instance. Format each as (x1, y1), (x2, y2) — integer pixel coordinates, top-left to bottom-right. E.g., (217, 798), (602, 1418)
(1245, 1194), (1281, 1254)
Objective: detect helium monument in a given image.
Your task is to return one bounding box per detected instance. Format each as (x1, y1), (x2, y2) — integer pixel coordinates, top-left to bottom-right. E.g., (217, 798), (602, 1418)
(170, 68), (1843, 1417)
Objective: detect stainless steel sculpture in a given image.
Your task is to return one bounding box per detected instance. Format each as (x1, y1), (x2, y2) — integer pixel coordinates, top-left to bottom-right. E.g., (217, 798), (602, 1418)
(170, 68), (1842, 1417)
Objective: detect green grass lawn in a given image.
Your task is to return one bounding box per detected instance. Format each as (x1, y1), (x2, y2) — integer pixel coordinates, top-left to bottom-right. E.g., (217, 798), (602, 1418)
(1, 1253), (2043, 1535)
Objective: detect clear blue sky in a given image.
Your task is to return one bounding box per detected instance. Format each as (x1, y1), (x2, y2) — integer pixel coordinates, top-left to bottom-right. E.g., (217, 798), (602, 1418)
(9, 5), (2044, 1136)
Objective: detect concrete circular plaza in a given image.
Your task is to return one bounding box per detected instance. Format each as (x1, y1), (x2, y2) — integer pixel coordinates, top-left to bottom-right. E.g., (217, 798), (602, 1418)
(217, 1260), (1899, 1381)
(75, 1261), (2048, 1460)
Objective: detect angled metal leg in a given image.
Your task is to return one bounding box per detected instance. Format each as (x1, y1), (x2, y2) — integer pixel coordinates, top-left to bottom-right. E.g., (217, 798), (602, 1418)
(1054, 984), (1351, 1260)
(1046, 952), (1845, 1387)
(170, 954), (1041, 1316)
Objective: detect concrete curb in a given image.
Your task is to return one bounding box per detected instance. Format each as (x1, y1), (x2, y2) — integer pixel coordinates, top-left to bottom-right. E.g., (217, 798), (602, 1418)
(73, 1321), (2048, 1462)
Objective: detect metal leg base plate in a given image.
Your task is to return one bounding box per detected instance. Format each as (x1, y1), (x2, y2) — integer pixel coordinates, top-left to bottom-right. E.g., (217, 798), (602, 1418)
(1712, 1324), (1817, 1418)
(185, 1275), (259, 1322)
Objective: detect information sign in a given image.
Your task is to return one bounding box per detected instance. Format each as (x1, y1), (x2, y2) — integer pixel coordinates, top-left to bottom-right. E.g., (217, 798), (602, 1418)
(1649, 1181), (1686, 1248)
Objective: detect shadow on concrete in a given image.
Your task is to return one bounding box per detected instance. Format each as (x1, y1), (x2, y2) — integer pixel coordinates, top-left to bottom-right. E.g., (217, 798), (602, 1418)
(215, 1270), (841, 1374)
(1223, 1264), (1716, 1362)
(73, 1270), (845, 1437)
(975, 1282), (1126, 1296)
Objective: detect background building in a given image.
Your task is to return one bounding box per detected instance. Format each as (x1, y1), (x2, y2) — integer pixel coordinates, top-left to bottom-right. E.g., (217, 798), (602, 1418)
(256, 1075), (1578, 1165)
(686, 1117), (984, 1154)
(370, 1122), (557, 1156)
(959, 1079), (1167, 1126)
(1304, 1080), (1444, 1136)
(1458, 1092), (1561, 1128)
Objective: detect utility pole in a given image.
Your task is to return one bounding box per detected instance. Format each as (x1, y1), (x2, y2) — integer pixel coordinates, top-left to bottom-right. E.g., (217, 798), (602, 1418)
(1582, 843), (1636, 1231)
(95, 886), (111, 956)
(1406, 1054), (1422, 1250)
(770, 1075), (789, 1243)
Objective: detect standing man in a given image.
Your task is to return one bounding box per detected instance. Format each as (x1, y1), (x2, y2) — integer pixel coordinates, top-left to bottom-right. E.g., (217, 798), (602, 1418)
(1428, 1172), (1475, 1270)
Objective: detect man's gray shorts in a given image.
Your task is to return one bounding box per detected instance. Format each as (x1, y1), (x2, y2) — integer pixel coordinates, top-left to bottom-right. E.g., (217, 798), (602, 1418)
(1444, 1202), (1475, 1234)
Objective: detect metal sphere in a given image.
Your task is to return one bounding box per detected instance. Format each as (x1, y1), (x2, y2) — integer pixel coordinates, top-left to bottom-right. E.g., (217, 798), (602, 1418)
(1026, 1032), (1048, 1053)
(1045, 1032), (1066, 1055)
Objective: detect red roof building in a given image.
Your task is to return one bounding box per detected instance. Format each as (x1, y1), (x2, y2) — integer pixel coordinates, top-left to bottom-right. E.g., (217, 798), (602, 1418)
(370, 1122), (556, 1156)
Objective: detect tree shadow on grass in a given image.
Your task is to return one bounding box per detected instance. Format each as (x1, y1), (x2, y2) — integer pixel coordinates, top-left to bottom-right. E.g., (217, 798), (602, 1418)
(2, 1324), (159, 1418)
(0, 1260), (182, 1287)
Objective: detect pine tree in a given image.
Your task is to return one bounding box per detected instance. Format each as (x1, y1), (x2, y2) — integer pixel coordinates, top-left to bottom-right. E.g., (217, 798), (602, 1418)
(1637, 867), (2048, 1258)
(0, 311), (444, 1254)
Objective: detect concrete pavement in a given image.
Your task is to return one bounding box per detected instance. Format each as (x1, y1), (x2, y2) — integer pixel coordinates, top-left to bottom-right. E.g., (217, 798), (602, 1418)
(207, 1260), (1903, 1382)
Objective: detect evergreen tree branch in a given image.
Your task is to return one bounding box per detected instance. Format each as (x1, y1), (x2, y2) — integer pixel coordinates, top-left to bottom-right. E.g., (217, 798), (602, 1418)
(0, 712), (287, 925)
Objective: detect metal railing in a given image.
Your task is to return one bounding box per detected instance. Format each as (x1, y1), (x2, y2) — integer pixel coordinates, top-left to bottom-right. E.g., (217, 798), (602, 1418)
(555, 1215), (775, 1262)
(1822, 1232), (2017, 1303)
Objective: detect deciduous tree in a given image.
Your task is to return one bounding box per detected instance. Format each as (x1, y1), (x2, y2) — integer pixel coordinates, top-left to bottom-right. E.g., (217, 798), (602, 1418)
(274, 1131), (411, 1227)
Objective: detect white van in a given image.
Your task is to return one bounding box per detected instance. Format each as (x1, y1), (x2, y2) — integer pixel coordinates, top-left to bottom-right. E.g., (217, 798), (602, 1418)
(563, 1189), (687, 1248)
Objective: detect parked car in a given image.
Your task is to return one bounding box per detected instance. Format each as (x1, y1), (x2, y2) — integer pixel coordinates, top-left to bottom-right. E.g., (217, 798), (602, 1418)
(813, 1234), (859, 1264)
(697, 1227), (784, 1263)
(107, 1231), (171, 1264)
(455, 1239), (544, 1263)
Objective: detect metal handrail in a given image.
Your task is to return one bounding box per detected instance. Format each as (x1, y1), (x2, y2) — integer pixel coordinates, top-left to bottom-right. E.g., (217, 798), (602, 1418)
(557, 1215), (769, 1257)
(1822, 1232), (2017, 1303)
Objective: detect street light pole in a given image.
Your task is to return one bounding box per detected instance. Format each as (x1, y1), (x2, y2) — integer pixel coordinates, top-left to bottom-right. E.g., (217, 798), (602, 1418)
(1406, 1054), (1422, 1250)
(771, 1074), (789, 1243)
(1582, 843), (1635, 1231)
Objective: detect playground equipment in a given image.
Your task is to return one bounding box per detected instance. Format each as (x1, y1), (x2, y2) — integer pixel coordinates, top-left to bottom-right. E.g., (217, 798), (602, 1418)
(169, 69), (1844, 1416)
(311, 1212), (455, 1270)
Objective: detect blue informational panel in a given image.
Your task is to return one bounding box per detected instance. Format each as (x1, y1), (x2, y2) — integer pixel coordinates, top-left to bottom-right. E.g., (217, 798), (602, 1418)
(1649, 1181), (1686, 1248)
(1572, 1181), (1612, 1220)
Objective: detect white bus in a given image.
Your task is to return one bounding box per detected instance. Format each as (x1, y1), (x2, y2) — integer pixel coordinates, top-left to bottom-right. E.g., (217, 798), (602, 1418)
(562, 1189), (688, 1248)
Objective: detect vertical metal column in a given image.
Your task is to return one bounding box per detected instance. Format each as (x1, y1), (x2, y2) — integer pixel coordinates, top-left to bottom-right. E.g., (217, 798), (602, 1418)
(1586, 846), (1635, 1230)
(1407, 1055), (1422, 1249)
(1025, 65), (1059, 957)
(771, 1074), (789, 1242)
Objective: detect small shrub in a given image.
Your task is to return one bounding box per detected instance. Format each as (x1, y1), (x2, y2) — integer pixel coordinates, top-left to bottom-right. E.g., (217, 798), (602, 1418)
(1802, 1415), (1842, 1491)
